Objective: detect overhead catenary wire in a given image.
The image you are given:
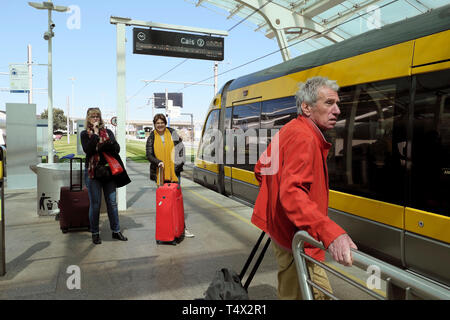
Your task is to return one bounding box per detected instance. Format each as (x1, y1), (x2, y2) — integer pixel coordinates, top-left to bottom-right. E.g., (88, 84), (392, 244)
(178, 0), (400, 92)
(127, 0), (274, 103)
(128, 0), (399, 101)
(127, 58), (189, 103)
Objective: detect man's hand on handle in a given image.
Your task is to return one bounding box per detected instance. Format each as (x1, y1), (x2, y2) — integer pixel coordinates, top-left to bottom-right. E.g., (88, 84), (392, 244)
(328, 234), (358, 267)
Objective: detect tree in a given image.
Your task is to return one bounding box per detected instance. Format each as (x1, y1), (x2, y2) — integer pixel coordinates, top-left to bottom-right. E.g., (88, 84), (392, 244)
(40, 108), (67, 131)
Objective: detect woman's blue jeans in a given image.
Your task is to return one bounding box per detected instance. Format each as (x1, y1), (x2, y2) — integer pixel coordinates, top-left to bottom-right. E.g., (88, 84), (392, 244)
(85, 171), (120, 234)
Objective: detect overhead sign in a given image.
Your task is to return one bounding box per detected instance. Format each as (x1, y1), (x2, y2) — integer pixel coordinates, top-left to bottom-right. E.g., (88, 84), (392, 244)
(133, 28), (224, 61)
(9, 64), (29, 93)
(153, 92), (183, 109)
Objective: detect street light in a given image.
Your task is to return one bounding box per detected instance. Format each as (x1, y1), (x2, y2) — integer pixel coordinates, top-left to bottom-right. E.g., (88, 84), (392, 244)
(68, 76), (76, 137)
(28, 1), (69, 163)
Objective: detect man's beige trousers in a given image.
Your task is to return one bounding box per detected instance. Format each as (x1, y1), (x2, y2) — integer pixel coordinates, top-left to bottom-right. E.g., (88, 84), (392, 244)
(272, 241), (333, 300)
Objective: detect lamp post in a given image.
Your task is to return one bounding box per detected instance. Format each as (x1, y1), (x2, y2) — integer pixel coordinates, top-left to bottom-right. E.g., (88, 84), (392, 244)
(68, 76), (75, 138)
(28, 1), (69, 163)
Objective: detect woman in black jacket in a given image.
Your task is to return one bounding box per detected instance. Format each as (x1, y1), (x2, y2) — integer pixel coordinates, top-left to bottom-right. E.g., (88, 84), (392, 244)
(81, 107), (131, 245)
(146, 114), (194, 237)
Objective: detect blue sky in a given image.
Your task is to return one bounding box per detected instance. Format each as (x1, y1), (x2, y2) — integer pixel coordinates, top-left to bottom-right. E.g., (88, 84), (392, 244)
(0, 0), (283, 124)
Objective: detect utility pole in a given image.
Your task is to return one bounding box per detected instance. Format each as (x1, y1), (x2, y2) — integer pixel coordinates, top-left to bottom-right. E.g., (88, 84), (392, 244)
(69, 77), (76, 135)
(214, 61), (218, 96)
(27, 44), (33, 104)
(28, 0), (70, 163)
(165, 88), (169, 127)
(66, 95), (70, 144)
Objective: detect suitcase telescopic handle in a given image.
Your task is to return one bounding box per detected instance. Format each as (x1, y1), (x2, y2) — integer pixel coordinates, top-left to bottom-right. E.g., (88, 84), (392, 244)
(158, 164), (165, 187)
(70, 157), (83, 191)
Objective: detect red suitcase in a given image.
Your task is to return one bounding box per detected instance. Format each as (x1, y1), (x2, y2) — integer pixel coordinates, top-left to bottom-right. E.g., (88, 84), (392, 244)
(58, 157), (90, 233)
(155, 168), (185, 245)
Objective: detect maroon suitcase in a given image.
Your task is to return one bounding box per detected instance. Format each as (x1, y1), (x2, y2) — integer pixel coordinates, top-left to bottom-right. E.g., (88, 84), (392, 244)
(58, 157), (90, 233)
(155, 167), (185, 245)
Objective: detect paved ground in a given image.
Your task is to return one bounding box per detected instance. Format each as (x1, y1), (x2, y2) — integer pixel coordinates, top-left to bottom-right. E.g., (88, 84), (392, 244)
(0, 160), (379, 300)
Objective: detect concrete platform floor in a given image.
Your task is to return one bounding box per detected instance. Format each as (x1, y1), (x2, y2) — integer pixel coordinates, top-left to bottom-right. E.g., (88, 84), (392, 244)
(0, 161), (377, 300)
(0, 161), (279, 300)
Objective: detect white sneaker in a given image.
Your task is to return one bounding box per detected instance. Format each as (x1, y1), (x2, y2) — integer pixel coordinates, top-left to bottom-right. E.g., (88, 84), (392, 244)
(184, 228), (195, 238)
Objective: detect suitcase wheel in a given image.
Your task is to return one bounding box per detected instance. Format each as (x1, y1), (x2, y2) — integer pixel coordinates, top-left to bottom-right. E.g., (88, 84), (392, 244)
(61, 227), (68, 234)
(156, 240), (177, 246)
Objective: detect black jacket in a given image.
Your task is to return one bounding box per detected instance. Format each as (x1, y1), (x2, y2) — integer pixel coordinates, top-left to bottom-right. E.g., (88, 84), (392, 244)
(146, 127), (185, 181)
(80, 128), (131, 188)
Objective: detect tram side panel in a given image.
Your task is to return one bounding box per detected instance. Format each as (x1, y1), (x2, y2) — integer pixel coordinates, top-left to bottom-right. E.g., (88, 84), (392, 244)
(193, 8), (450, 288)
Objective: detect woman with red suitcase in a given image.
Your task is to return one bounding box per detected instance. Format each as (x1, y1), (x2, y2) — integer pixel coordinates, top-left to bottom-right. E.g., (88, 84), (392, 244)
(146, 113), (194, 238)
(81, 107), (131, 245)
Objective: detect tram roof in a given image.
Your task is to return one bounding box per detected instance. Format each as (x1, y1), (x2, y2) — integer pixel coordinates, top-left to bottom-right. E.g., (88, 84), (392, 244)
(225, 3), (450, 90)
(187, 0), (450, 58)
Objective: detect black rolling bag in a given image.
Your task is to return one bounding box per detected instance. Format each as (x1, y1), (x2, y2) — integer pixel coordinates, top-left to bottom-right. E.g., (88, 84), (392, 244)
(202, 231), (271, 300)
(58, 157), (90, 233)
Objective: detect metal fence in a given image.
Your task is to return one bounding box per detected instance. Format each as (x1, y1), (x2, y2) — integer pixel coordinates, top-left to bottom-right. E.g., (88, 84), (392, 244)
(292, 230), (450, 300)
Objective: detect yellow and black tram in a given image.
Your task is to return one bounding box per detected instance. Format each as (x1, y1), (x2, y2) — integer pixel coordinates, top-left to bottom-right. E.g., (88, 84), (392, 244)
(194, 5), (450, 288)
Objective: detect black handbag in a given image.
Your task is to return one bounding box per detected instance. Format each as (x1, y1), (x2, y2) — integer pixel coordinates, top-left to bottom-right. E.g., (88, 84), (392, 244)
(94, 164), (112, 180)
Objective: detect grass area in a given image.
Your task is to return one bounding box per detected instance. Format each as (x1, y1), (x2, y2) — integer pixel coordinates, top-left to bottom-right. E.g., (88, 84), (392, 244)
(126, 139), (147, 163)
(54, 135), (195, 163)
(53, 135), (82, 160)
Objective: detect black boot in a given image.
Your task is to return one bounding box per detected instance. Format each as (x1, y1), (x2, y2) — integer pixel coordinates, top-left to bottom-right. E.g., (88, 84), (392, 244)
(92, 234), (102, 245)
(112, 232), (128, 241)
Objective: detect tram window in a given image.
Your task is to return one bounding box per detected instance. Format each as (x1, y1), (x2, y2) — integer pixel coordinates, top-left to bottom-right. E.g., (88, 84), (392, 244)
(326, 78), (409, 205)
(231, 103), (260, 171)
(199, 109), (220, 162)
(261, 96), (297, 129)
(411, 70), (450, 217)
(224, 107), (232, 130)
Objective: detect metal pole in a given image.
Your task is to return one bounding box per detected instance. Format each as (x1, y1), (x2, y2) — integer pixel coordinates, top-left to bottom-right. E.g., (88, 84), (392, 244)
(69, 77), (75, 135)
(28, 44), (33, 104)
(190, 113), (194, 162)
(67, 95), (70, 144)
(214, 61), (218, 95)
(165, 88), (170, 127)
(47, 8), (54, 163)
(0, 146), (6, 276)
(152, 98), (154, 120)
(116, 22), (127, 211)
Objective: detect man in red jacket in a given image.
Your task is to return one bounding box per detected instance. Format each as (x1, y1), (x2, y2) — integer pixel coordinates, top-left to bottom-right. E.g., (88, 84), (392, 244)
(252, 76), (357, 300)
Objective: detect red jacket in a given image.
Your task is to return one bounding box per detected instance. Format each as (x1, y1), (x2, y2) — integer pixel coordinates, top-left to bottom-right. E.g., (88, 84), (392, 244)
(252, 115), (346, 261)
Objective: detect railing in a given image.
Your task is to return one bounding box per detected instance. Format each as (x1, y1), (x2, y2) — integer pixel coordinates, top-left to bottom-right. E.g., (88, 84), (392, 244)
(292, 230), (450, 300)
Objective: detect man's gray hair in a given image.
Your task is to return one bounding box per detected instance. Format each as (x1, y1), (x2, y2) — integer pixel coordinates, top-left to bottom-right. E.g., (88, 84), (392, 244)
(295, 76), (339, 115)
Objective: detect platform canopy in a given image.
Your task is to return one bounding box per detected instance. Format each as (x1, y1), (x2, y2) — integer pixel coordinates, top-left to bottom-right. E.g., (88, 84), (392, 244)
(186, 0), (450, 61)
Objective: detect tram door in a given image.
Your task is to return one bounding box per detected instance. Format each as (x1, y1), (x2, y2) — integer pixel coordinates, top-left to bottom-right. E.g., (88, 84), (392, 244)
(406, 70), (450, 285)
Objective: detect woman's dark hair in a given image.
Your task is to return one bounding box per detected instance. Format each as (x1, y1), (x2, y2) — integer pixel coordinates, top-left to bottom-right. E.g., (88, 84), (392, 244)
(153, 113), (167, 125)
